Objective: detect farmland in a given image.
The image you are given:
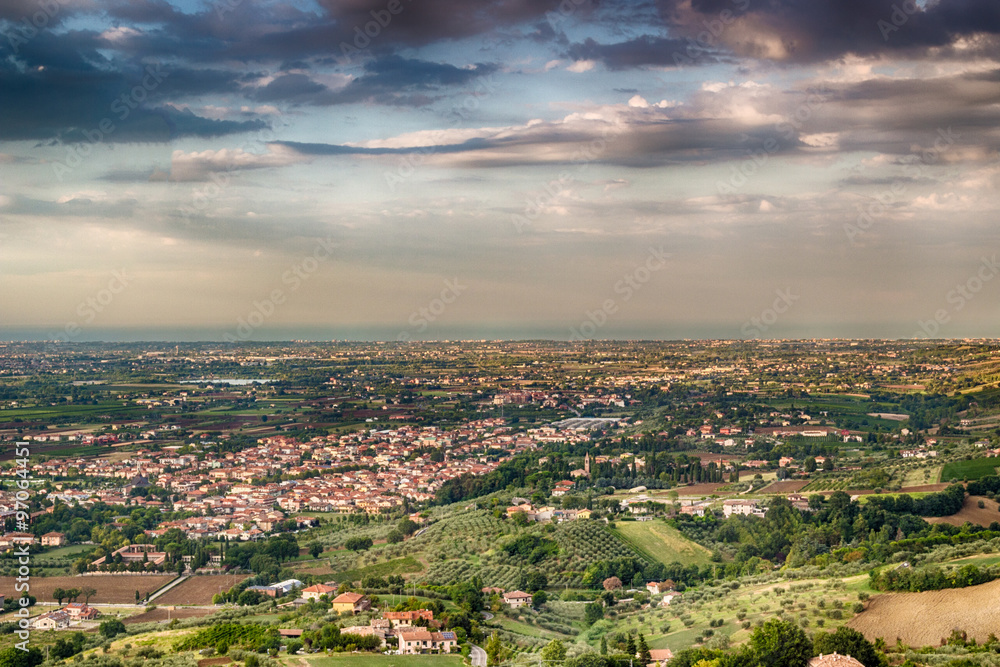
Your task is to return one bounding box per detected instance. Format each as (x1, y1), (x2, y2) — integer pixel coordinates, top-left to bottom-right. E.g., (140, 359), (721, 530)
(0, 574), (176, 604)
(152, 574), (250, 605)
(609, 520), (714, 567)
(848, 578), (1000, 646)
(941, 457), (1000, 481)
(925, 495), (1000, 527)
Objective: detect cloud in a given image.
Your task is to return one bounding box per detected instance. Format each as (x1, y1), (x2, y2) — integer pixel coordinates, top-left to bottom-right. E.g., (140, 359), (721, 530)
(168, 144), (310, 181)
(655, 0), (1000, 64)
(249, 56), (498, 107)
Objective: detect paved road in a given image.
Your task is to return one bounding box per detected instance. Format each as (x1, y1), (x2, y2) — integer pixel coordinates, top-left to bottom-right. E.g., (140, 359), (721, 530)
(469, 644), (487, 667)
(481, 611), (494, 620)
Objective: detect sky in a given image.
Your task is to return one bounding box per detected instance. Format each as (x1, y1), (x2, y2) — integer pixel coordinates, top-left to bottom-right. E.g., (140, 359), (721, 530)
(1, 0), (1000, 342)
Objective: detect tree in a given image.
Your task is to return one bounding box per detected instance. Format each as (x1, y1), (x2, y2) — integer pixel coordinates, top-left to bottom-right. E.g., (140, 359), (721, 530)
(386, 530), (404, 544)
(53, 588), (67, 605)
(533, 590), (548, 607)
(99, 619), (126, 639)
(566, 654), (608, 667)
(749, 619), (812, 667)
(584, 601), (604, 626)
(308, 542), (323, 559)
(542, 640), (567, 662)
(66, 588), (81, 603)
(485, 632), (504, 666)
(804, 458), (817, 473)
(638, 633), (652, 665)
(603, 576), (623, 591)
(344, 536), (373, 551)
(813, 627), (886, 667)
(82, 587), (97, 604)
(0, 646), (44, 667)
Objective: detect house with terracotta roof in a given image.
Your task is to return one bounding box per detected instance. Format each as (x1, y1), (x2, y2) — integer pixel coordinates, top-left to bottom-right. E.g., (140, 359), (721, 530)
(502, 590), (533, 608)
(398, 629), (457, 654)
(383, 609), (434, 627)
(808, 654), (865, 667)
(648, 648), (674, 667)
(41, 532), (66, 547)
(331, 592), (370, 614)
(63, 603), (99, 621)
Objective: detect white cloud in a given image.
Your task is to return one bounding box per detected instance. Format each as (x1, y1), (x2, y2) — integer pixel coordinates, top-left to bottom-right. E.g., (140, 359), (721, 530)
(169, 145), (309, 181)
(567, 60), (596, 73)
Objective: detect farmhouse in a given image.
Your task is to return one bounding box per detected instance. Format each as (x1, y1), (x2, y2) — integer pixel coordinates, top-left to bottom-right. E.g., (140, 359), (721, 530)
(30, 610), (71, 630)
(503, 590), (533, 608)
(331, 592), (370, 614)
(648, 649), (675, 667)
(723, 499), (765, 518)
(646, 581), (674, 595)
(63, 603), (99, 620)
(397, 629), (457, 654)
(383, 609), (434, 627)
(300, 583), (338, 601)
(808, 654), (865, 667)
(41, 532), (67, 547)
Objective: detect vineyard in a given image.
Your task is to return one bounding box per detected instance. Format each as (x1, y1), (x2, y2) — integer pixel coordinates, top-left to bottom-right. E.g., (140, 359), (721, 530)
(174, 623), (275, 651)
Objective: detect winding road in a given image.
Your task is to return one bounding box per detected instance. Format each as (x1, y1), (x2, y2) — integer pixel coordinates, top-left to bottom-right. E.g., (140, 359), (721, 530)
(469, 644), (487, 667)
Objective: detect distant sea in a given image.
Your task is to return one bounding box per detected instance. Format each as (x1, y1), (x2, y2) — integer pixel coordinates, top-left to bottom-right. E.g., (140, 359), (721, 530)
(0, 323), (947, 342)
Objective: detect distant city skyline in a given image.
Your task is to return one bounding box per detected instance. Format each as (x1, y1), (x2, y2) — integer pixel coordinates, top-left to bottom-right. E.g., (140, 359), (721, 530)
(2, 0), (999, 342)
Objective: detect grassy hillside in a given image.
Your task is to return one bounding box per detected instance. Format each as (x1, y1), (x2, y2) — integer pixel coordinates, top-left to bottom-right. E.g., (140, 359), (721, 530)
(609, 520), (714, 568)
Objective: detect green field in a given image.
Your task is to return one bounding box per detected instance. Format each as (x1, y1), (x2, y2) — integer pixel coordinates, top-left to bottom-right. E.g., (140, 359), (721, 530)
(42, 544), (93, 559)
(610, 521), (714, 567)
(940, 457), (1000, 481)
(291, 654), (464, 667)
(330, 556), (425, 584)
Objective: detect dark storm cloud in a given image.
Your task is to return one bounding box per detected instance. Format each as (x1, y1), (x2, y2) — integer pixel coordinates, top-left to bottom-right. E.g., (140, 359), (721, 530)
(0, 29), (267, 141)
(565, 0), (1000, 68)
